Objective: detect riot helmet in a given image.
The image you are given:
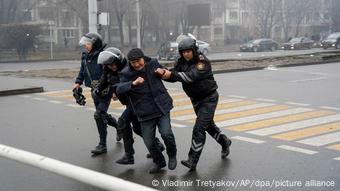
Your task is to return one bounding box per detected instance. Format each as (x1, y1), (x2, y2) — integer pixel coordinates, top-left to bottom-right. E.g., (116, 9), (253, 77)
(79, 32), (103, 51)
(178, 37), (199, 53)
(98, 47), (126, 70)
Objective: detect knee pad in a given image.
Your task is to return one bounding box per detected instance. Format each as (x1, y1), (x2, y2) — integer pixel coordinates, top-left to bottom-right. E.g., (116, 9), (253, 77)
(94, 111), (102, 120)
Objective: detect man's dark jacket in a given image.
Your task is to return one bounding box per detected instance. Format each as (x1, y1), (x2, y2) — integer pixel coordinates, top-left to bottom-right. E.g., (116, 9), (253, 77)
(116, 57), (173, 122)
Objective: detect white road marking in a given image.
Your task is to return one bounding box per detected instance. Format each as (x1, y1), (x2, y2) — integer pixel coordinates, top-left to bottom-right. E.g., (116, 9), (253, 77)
(248, 114), (340, 136)
(174, 103), (274, 121)
(231, 136), (265, 144)
(217, 108), (313, 127)
(48, 100), (64, 104)
(111, 112), (121, 116)
(277, 145), (318, 155)
(334, 157), (340, 161)
(171, 123), (187, 128)
(19, 95), (32, 98)
(254, 98), (277, 102)
(297, 131), (340, 146)
(85, 108), (96, 111)
(291, 77), (327, 83)
(172, 98), (241, 112)
(66, 104), (83, 108)
(320, 106), (340, 111)
(33, 97), (47, 101)
(174, 97), (190, 102)
(228, 95), (247, 99)
(285, 102), (310, 107)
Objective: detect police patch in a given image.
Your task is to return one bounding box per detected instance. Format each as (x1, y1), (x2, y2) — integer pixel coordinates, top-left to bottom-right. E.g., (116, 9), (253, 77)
(196, 62), (205, 70)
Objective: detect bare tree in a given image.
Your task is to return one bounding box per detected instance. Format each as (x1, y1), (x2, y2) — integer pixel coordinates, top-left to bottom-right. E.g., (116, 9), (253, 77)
(330, 0), (340, 32)
(2, 23), (42, 60)
(251, 0), (281, 38)
(290, 0), (318, 37)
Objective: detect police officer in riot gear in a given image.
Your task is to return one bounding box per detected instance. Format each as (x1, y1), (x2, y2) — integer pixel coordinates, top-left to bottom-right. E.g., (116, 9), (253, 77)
(74, 33), (119, 155)
(155, 37), (232, 171)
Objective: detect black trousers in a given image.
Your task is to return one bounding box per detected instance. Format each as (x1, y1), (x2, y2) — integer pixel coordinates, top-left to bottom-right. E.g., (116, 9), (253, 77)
(188, 91), (228, 163)
(92, 91), (117, 146)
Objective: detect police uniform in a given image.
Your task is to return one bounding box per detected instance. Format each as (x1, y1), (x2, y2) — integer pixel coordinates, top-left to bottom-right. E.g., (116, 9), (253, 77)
(75, 33), (117, 155)
(167, 38), (231, 169)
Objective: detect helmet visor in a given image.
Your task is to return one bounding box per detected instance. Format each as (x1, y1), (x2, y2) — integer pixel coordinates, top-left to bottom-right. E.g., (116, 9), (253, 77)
(79, 36), (94, 46)
(98, 51), (119, 65)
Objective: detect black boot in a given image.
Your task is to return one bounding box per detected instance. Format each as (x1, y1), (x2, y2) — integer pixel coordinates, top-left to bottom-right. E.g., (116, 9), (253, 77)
(91, 144), (107, 155)
(181, 158), (197, 171)
(168, 155), (177, 170)
(116, 154), (134, 165)
(221, 135), (232, 159)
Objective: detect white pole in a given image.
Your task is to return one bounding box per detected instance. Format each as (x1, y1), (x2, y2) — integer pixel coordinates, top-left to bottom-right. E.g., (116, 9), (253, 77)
(88, 0), (98, 33)
(136, 0), (141, 48)
(48, 21), (54, 60)
(0, 144), (158, 191)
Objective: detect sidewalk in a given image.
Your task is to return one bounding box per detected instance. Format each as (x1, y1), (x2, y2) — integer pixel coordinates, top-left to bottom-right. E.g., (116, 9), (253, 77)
(0, 76), (44, 96)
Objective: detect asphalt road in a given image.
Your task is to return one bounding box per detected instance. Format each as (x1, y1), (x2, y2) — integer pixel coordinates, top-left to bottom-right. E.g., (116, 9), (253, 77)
(0, 62), (339, 191)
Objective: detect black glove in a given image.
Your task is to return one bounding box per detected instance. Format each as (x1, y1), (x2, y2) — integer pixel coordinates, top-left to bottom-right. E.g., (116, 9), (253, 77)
(73, 87), (86, 106)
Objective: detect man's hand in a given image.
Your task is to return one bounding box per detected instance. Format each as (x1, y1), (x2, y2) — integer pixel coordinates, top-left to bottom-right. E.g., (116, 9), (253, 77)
(162, 69), (171, 79)
(154, 68), (165, 77)
(73, 83), (80, 90)
(132, 77), (144, 86)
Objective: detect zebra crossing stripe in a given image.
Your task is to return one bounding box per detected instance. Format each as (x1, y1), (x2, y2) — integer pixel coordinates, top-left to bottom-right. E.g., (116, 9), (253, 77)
(39, 89), (70, 95)
(173, 97), (190, 102)
(334, 157), (340, 161)
(33, 97), (47, 101)
(213, 104), (289, 122)
(48, 100), (64, 104)
(327, 144), (340, 151)
(171, 123), (186, 128)
(297, 131), (340, 146)
(174, 102), (275, 121)
(172, 99), (240, 112)
(66, 104), (83, 108)
(172, 100), (255, 117)
(227, 110), (332, 132)
(277, 145), (318, 155)
(248, 113), (340, 136)
(231, 136), (265, 144)
(218, 108), (313, 128)
(173, 100), (193, 107)
(271, 121), (340, 141)
(170, 93), (188, 100)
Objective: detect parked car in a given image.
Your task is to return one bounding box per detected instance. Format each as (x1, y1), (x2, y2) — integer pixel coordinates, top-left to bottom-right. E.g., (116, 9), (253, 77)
(321, 32), (340, 49)
(282, 37), (314, 50)
(157, 41), (179, 60)
(197, 40), (210, 54)
(240, 39), (278, 52)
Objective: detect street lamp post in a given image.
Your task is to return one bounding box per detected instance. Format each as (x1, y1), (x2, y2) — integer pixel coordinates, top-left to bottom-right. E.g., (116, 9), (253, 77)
(136, 0), (141, 48)
(48, 20), (54, 60)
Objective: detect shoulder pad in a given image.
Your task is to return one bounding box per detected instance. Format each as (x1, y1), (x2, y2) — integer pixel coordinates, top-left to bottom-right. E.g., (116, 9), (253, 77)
(198, 54), (205, 61)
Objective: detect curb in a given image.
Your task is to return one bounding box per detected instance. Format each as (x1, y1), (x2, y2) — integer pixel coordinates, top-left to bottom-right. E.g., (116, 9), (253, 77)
(0, 87), (44, 97)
